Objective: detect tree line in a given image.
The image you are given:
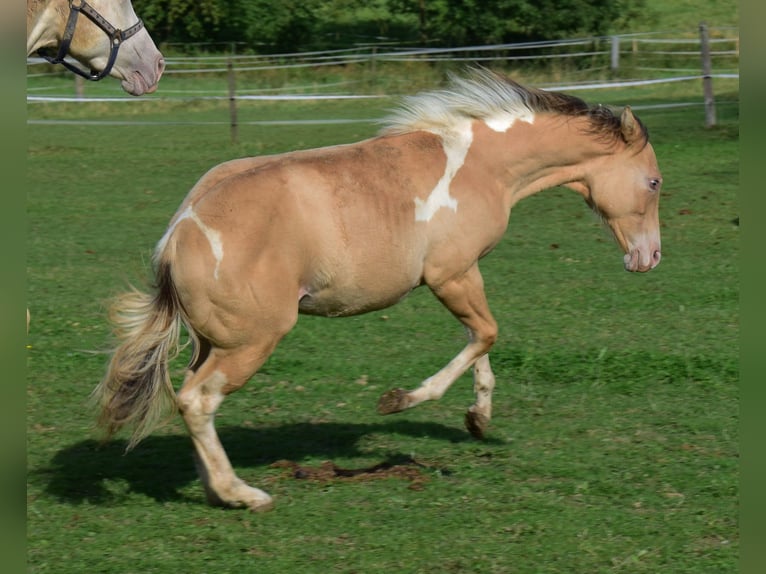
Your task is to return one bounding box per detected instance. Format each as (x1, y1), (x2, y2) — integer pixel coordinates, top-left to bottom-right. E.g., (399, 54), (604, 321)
(133, 0), (646, 53)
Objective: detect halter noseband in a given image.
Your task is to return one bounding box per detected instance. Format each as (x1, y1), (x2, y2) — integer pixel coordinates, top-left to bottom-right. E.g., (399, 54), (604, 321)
(38, 0), (145, 81)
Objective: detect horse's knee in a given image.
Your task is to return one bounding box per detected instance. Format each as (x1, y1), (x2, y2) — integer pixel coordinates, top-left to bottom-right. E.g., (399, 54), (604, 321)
(474, 321), (498, 352)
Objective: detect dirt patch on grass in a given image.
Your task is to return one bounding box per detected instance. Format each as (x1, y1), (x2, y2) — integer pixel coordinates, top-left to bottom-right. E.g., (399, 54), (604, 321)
(270, 457), (447, 490)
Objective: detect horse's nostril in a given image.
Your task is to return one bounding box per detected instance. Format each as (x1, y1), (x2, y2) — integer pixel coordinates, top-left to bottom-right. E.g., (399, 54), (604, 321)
(652, 250), (662, 265)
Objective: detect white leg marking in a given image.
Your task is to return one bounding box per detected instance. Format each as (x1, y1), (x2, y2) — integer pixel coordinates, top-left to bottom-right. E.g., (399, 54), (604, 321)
(470, 354), (495, 416)
(407, 343), (479, 404)
(178, 368), (273, 510)
(415, 121), (474, 222)
(156, 206), (224, 279)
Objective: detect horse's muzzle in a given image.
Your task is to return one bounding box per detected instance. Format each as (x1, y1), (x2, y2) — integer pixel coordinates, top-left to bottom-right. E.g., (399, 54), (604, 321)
(623, 248), (662, 272)
(120, 55), (165, 96)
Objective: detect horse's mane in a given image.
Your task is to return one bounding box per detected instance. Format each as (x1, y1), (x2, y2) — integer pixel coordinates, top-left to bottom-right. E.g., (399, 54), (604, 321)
(381, 67), (648, 145)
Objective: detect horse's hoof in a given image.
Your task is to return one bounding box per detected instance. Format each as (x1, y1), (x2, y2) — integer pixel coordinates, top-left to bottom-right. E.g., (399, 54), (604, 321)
(377, 388), (410, 414)
(249, 498), (275, 513)
(464, 410), (489, 440)
(204, 481), (274, 512)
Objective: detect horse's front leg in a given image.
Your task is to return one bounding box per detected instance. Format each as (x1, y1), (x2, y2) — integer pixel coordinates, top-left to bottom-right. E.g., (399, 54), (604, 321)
(464, 353), (496, 439)
(377, 263), (498, 438)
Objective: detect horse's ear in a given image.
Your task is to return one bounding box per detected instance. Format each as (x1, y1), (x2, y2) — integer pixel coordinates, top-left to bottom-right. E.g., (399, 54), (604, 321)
(620, 106), (641, 144)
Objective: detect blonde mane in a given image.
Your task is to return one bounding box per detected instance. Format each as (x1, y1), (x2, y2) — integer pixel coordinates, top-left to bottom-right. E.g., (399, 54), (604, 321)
(381, 67), (647, 144)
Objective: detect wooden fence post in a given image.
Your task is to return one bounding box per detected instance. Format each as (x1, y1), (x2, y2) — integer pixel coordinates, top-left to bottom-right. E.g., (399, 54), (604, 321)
(228, 58), (238, 144)
(610, 36), (620, 72)
(699, 22), (717, 127)
(74, 74), (84, 98)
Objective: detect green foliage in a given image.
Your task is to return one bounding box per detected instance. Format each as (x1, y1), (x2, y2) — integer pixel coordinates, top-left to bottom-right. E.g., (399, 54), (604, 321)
(136, 0), (229, 43)
(238, 1), (321, 52)
(129, 0), (739, 53)
(397, 0), (646, 45)
(132, 0), (650, 52)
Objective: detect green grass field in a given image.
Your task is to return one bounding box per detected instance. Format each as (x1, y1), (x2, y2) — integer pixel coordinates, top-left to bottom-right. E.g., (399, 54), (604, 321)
(27, 67), (738, 573)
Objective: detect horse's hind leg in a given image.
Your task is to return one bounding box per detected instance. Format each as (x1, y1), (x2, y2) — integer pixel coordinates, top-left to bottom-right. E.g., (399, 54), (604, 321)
(378, 263), (498, 438)
(176, 339), (284, 511)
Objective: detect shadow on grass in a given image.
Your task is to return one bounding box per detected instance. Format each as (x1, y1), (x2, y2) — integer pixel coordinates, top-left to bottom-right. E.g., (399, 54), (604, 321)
(33, 420), (486, 507)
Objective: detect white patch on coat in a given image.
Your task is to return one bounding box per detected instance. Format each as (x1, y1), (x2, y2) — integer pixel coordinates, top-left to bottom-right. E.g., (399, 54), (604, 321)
(156, 206), (224, 279)
(484, 110), (535, 132)
(415, 121), (473, 222)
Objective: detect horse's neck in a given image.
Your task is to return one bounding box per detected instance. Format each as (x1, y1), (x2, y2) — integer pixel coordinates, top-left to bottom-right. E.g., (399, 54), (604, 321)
(477, 115), (610, 207)
(27, 0), (60, 56)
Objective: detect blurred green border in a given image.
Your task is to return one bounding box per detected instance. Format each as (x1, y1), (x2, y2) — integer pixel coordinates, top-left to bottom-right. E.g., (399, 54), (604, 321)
(5, 2), (26, 572)
(739, 1), (759, 573)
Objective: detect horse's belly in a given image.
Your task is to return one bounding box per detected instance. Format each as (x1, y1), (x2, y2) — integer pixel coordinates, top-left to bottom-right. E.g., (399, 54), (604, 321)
(298, 276), (420, 318)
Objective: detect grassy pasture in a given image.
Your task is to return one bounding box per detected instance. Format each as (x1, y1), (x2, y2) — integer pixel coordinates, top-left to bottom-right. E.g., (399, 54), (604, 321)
(27, 76), (738, 572)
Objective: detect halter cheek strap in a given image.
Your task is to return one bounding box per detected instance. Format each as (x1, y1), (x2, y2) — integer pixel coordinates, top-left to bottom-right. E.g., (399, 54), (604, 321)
(38, 0), (145, 81)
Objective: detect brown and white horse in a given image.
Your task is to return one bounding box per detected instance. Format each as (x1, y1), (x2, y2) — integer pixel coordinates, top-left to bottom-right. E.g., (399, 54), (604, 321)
(94, 69), (662, 511)
(27, 0), (164, 95)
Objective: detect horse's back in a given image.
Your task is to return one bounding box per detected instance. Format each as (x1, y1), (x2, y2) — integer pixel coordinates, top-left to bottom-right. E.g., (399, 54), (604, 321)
(179, 135), (441, 251)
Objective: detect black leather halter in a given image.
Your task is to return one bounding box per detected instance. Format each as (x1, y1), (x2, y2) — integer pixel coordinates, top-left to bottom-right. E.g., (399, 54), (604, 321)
(37, 0), (145, 81)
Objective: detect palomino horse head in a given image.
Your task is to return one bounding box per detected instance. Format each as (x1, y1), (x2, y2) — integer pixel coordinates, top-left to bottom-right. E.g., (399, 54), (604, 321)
(569, 106), (662, 272)
(27, 0), (164, 96)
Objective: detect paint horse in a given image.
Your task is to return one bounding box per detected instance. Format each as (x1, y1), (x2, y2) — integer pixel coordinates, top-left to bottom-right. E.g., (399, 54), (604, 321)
(94, 69), (662, 511)
(27, 0), (164, 95)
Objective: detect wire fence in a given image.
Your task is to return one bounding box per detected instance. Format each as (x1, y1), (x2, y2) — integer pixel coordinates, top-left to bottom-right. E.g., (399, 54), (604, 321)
(27, 26), (739, 131)
(27, 27), (740, 82)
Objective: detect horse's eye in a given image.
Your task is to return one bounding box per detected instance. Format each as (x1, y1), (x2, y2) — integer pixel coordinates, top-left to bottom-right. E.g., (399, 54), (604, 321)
(649, 178), (662, 192)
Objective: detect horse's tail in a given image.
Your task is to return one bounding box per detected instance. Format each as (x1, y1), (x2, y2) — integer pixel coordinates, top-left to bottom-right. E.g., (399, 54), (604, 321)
(93, 260), (190, 450)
